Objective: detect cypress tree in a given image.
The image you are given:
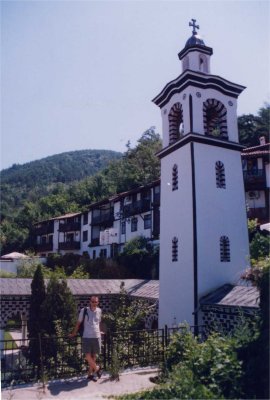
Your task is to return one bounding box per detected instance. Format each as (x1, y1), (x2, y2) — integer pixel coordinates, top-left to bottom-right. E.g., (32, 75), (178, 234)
(27, 265), (46, 366)
(40, 274), (77, 336)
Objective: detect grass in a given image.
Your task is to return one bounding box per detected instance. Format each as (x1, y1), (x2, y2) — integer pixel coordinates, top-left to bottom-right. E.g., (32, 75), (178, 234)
(4, 331), (18, 350)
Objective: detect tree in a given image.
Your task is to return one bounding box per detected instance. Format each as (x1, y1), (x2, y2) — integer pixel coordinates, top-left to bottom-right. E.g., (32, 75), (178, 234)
(238, 104), (270, 147)
(27, 265), (46, 367)
(238, 258), (270, 399)
(103, 282), (150, 332)
(40, 274), (77, 336)
(250, 232), (270, 260)
(117, 236), (159, 279)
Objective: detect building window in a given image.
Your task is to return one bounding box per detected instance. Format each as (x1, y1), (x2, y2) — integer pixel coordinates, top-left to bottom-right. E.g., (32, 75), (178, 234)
(172, 164), (178, 191)
(199, 54), (208, 73)
(172, 237), (178, 262)
(83, 230), (88, 242)
(100, 248), (107, 258)
(203, 99), (228, 139)
(216, 161), (226, 188)
(83, 213), (88, 225)
(121, 221), (126, 235)
(144, 214), (151, 229)
(220, 236), (230, 262)
(168, 102), (184, 145)
(131, 217), (138, 232)
(48, 235), (53, 244)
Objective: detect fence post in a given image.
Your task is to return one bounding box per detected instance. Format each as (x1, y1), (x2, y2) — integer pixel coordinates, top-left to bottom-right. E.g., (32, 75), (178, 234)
(103, 333), (107, 370)
(164, 324), (168, 348)
(38, 333), (46, 393)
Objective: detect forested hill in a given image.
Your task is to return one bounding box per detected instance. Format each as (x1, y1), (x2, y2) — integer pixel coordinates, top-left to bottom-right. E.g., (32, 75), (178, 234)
(1, 129), (162, 254)
(1, 149), (122, 187)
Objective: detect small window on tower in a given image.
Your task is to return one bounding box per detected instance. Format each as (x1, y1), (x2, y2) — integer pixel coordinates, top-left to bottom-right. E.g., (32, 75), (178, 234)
(216, 161), (226, 188)
(172, 237), (178, 262)
(199, 54), (208, 73)
(220, 236), (230, 262)
(172, 164), (178, 191)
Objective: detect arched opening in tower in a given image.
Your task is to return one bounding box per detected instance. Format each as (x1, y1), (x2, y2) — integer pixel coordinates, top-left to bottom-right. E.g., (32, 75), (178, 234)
(168, 103), (184, 145)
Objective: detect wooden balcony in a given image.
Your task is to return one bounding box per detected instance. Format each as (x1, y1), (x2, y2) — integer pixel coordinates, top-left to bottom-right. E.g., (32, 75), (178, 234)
(33, 222), (54, 236)
(58, 222), (81, 232)
(122, 199), (151, 218)
(247, 207), (269, 223)
(91, 212), (114, 226)
(243, 169), (266, 190)
(35, 243), (53, 252)
(58, 241), (81, 250)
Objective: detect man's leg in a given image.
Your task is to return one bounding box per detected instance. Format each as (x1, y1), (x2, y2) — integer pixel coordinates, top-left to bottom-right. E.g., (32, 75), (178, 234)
(85, 352), (97, 375)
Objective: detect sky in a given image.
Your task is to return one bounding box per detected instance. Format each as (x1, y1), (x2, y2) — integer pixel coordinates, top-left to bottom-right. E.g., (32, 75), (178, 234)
(1, 0), (270, 170)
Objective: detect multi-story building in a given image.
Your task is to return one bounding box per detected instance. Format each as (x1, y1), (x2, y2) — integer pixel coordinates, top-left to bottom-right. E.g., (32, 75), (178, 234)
(242, 136), (270, 223)
(32, 137), (269, 259)
(32, 180), (160, 258)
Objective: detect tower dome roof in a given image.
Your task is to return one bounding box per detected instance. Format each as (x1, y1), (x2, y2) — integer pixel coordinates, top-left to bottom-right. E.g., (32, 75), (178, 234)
(185, 33), (205, 48)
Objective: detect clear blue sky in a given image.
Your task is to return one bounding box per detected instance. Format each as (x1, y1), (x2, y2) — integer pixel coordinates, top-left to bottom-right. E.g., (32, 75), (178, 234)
(1, 0), (269, 170)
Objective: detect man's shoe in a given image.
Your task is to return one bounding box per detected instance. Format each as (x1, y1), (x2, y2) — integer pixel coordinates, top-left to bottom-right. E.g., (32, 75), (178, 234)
(87, 374), (97, 382)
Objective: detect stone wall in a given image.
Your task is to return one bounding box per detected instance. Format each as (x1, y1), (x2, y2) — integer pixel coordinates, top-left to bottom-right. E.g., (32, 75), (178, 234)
(0, 294), (158, 330)
(201, 304), (258, 332)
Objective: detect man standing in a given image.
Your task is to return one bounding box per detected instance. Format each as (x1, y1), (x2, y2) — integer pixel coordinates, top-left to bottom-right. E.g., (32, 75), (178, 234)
(70, 296), (103, 381)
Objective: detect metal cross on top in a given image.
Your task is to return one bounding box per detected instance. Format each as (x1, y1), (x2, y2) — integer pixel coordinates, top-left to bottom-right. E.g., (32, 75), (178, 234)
(189, 19), (199, 35)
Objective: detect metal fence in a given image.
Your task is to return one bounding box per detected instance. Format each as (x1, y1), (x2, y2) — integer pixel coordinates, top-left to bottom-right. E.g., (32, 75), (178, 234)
(1, 325), (207, 387)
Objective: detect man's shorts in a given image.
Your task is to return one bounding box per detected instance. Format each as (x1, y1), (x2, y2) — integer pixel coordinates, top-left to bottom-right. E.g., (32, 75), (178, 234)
(82, 338), (101, 355)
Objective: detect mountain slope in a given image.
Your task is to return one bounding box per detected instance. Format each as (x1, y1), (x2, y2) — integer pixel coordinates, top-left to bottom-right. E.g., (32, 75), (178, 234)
(1, 149), (122, 187)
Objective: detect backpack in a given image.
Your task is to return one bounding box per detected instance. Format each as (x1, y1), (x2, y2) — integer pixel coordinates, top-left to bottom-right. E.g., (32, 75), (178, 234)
(78, 307), (88, 337)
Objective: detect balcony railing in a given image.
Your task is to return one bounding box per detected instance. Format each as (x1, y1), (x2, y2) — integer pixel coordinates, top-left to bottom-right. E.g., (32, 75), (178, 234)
(243, 169), (266, 190)
(247, 207), (269, 223)
(122, 199), (151, 218)
(58, 222), (81, 232)
(33, 223), (54, 236)
(58, 241), (80, 250)
(91, 212), (114, 226)
(35, 243), (53, 252)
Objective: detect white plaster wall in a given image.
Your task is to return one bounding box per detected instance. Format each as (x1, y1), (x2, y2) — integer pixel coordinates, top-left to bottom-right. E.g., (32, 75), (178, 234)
(0, 260), (18, 274)
(158, 145), (195, 328)
(124, 212), (152, 243)
(53, 220), (59, 252)
(184, 52), (211, 73)
(194, 143), (250, 297)
(266, 163), (270, 188)
(88, 245), (111, 259)
(81, 211), (91, 255)
(0, 257), (47, 275)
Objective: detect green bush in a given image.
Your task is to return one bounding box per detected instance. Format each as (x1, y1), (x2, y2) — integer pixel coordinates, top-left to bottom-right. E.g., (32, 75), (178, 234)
(120, 327), (244, 399)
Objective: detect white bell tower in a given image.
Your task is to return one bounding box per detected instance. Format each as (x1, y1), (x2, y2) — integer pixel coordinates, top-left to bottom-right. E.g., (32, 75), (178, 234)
(153, 20), (250, 328)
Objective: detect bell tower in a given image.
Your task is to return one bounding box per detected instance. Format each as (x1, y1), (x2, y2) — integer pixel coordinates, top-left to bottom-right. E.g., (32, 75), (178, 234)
(153, 20), (250, 328)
